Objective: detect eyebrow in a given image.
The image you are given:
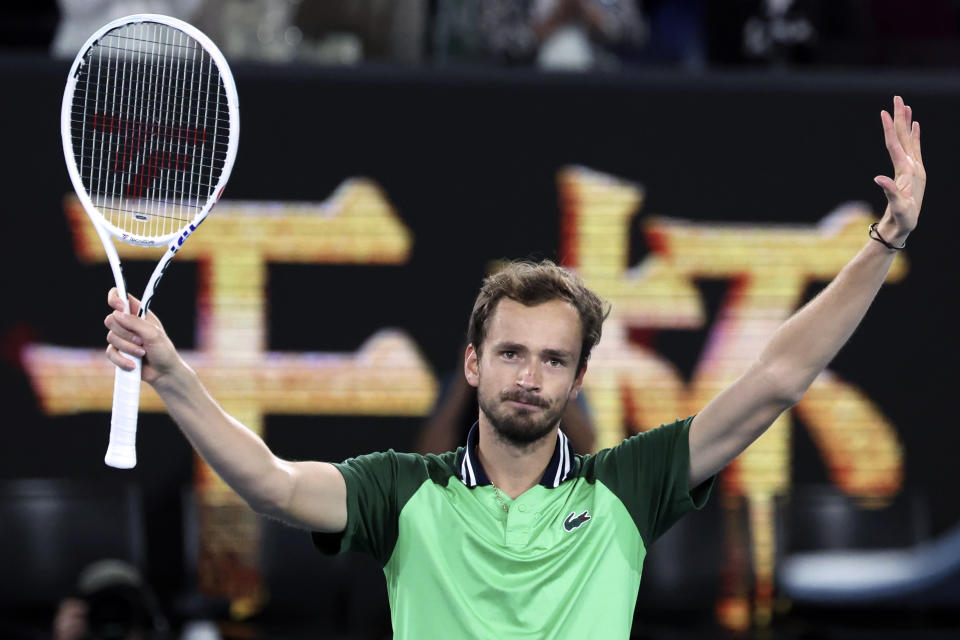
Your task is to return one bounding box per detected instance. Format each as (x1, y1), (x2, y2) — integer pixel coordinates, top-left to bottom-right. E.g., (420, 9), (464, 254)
(542, 348), (575, 361)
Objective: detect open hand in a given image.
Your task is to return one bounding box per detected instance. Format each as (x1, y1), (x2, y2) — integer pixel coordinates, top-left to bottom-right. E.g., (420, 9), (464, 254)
(874, 95), (925, 243)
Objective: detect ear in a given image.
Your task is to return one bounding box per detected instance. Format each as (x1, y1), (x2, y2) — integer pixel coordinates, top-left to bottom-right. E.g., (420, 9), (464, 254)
(464, 343), (480, 388)
(569, 363), (587, 400)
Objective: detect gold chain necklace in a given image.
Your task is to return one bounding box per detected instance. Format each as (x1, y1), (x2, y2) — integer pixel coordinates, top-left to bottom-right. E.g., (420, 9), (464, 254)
(493, 486), (509, 513)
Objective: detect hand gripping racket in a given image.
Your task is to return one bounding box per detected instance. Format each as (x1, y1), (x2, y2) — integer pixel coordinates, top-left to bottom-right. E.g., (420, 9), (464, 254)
(61, 14), (239, 468)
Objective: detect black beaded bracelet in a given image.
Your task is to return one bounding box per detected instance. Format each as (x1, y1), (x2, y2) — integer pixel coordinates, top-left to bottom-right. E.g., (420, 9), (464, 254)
(868, 222), (906, 251)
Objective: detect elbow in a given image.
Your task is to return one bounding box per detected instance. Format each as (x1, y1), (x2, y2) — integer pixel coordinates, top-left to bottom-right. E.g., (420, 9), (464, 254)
(250, 495), (283, 519)
(779, 385), (806, 408)
(758, 361), (807, 408)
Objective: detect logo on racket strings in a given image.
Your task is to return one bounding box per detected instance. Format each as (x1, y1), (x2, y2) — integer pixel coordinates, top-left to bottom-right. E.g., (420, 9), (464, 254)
(91, 113), (207, 199)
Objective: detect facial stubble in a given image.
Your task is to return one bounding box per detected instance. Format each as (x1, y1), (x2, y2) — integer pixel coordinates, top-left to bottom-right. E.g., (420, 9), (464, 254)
(477, 384), (569, 447)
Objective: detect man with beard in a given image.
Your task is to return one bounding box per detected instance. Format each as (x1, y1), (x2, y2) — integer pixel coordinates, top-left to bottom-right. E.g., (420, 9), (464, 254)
(103, 96), (924, 638)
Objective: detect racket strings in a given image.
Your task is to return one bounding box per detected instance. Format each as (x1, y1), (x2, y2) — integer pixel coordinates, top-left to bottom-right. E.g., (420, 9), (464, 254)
(72, 21), (231, 239)
(69, 150), (228, 179)
(96, 204), (201, 222)
(73, 60), (230, 102)
(95, 38), (211, 56)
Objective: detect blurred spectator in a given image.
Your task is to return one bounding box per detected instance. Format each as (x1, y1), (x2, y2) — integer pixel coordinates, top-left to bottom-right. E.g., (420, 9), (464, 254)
(621, 0), (706, 68)
(294, 0), (426, 64)
(53, 559), (171, 640)
(704, 0), (819, 66)
(51, 0), (426, 65)
(434, 0), (647, 70)
(52, 0), (203, 59)
(431, 0), (485, 64)
(704, 0), (960, 67)
(195, 0), (304, 64)
(26, 0), (960, 69)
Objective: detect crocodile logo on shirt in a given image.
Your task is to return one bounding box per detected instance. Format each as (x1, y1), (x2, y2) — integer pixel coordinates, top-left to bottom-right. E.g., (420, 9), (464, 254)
(562, 510), (591, 532)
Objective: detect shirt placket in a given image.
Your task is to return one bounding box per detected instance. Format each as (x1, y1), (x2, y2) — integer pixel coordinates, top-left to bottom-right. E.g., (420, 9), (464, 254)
(504, 496), (536, 547)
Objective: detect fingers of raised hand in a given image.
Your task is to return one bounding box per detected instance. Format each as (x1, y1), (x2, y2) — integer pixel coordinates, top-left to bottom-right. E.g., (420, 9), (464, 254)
(895, 97), (911, 143)
(107, 288), (164, 329)
(909, 119), (923, 167)
(106, 344), (138, 371)
(107, 287), (122, 310)
(873, 175), (898, 201)
(881, 109), (907, 167)
(107, 288), (144, 316)
(104, 311), (147, 356)
(883, 97), (924, 176)
(897, 103), (925, 187)
(897, 99), (922, 162)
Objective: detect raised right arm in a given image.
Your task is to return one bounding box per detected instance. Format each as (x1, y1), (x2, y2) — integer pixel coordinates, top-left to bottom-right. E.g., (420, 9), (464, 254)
(104, 288), (346, 533)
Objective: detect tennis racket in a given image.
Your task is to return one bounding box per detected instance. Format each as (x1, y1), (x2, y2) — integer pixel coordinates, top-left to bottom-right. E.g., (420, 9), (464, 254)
(61, 14), (239, 468)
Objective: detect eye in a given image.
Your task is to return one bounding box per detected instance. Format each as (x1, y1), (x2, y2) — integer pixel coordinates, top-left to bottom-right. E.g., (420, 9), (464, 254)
(547, 358), (566, 368)
(501, 350), (517, 360)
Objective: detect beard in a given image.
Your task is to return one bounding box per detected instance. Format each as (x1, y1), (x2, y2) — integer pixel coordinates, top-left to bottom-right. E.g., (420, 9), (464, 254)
(477, 385), (568, 446)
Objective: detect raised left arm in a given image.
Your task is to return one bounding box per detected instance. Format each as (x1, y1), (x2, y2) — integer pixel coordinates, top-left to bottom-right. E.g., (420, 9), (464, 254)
(688, 96), (926, 488)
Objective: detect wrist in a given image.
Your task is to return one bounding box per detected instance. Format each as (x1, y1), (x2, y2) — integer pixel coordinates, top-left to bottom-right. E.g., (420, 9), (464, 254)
(874, 217), (909, 249)
(152, 358), (196, 396)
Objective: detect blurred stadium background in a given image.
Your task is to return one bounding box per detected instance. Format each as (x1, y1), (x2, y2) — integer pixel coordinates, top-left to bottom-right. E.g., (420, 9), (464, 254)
(2, 1), (960, 639)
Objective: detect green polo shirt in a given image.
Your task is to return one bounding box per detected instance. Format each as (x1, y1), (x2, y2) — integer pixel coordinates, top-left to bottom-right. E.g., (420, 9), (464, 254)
(313, 416), (713, 639)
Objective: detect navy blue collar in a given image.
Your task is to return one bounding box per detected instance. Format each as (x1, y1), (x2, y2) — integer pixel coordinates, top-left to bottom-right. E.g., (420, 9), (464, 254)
(456, 422), (574, 489)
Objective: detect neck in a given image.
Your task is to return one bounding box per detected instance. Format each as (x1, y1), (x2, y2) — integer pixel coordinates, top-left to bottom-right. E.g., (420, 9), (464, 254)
(476, 415), (558, 499)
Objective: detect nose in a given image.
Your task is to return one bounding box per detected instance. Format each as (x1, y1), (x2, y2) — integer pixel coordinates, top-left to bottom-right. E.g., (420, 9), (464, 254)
(516, 361), (542, 391)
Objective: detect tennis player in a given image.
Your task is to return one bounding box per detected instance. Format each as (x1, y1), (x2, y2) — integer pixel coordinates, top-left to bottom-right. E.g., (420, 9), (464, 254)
(104, 96), (924, 638)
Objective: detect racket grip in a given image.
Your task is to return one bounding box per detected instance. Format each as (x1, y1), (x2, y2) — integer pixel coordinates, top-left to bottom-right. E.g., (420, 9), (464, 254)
(104, 357), (142, 469)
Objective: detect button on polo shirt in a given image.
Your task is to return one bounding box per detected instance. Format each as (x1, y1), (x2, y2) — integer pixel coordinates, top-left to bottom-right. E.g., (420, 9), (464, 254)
(502, 492), (533, 545)
(313, 416), (713, 640)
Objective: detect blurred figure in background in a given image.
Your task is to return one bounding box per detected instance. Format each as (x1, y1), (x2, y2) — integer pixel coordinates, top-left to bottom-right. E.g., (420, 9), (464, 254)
(631, 0), (706, 68)
(53, 560), (170, 640)
(293, 0), (426, 64)
(39, 0), (960, 69)
(703, 0), (960, 68)
(434, 0), (647, 69)
(51, 0), (203, 58)
(51, 0), (426, 65)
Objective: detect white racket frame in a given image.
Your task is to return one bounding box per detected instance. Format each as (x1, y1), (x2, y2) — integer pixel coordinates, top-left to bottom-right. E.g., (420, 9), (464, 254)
(61, 14), (239, 469)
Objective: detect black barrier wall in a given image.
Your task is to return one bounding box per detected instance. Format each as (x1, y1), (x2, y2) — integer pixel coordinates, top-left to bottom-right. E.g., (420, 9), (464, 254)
(1, 56), (958, 625)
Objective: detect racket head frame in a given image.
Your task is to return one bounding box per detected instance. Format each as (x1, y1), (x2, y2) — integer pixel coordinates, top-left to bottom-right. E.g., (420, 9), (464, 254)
(60, 13), (240, 249)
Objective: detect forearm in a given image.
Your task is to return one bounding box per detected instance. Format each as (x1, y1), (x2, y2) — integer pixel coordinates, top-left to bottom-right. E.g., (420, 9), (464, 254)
(153, 362), (292, 514)
(104, 292), (345, 531)
(760, 216), (905, 396)
(689, 97), (923, 485)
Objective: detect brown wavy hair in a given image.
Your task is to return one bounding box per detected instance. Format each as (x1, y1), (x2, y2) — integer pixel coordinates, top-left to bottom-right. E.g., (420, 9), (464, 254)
(467, 260), (610, 375)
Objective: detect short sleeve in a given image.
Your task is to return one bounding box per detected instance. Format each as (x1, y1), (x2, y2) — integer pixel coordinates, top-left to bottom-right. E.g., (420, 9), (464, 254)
(591, 416), (714, 545)
(311, 450), (406, 566)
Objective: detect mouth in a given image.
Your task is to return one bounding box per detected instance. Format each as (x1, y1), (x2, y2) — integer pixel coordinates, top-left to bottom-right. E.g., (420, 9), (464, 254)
(501, 393), (547, 410)
(506, 399), (541, 410)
